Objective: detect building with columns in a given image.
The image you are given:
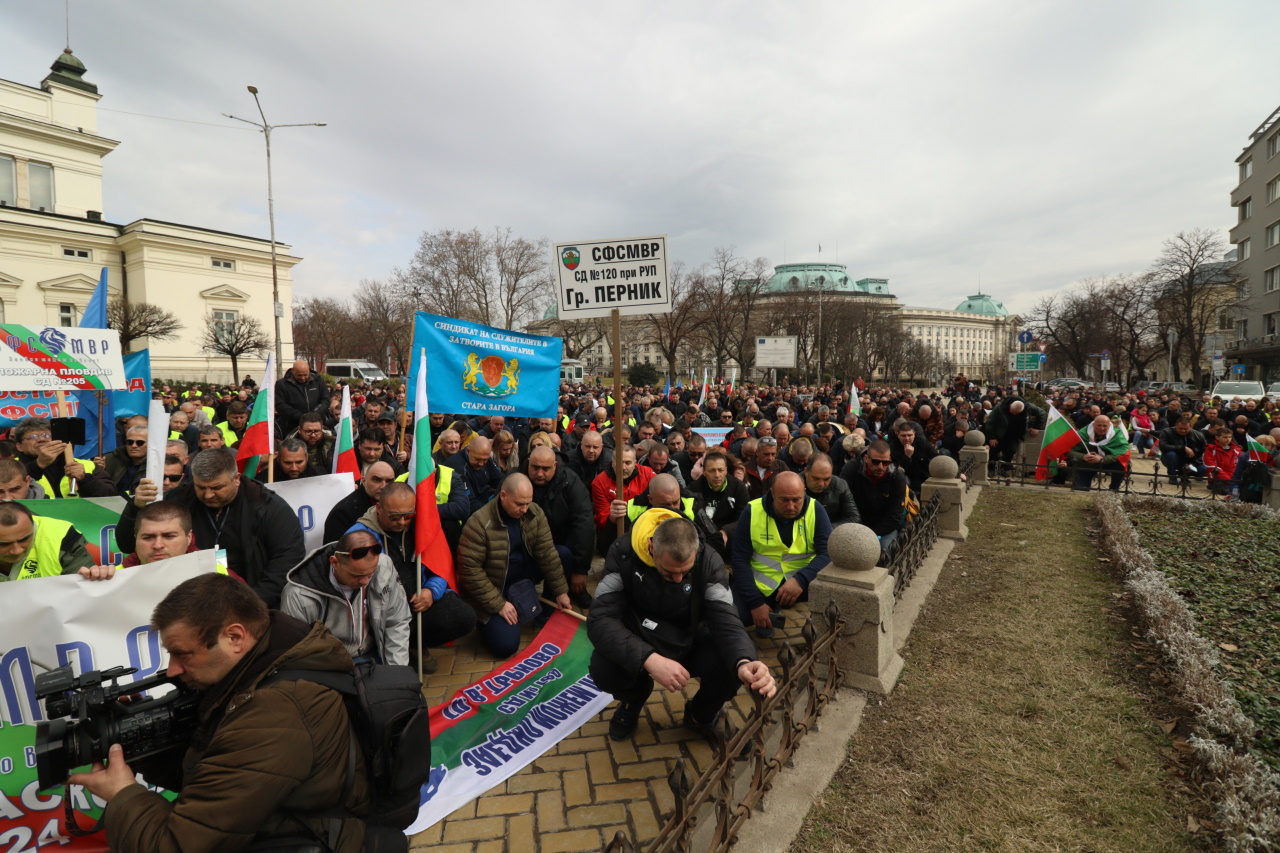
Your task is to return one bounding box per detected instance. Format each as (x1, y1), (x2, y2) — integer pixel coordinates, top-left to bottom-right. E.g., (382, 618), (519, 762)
(0, 50), (296, 383)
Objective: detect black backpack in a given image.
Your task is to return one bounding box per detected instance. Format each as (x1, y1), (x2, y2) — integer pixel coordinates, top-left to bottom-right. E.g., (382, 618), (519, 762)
(263, 661), (432, 852)
(1241, 460), (1270, 503)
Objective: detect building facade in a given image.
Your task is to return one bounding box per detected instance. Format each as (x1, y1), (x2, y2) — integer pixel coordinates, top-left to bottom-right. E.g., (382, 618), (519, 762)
(1228, 104), (1280, 383)
(0, 50), (296, 383)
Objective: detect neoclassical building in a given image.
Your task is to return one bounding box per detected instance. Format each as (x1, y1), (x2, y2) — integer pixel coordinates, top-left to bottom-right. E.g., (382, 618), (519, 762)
(538, 260), (1019, 384)
(0, 49), (297, 382)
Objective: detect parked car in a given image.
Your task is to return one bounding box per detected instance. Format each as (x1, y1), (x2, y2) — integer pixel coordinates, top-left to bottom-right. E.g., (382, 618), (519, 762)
(1166, 382), (1198, 394)
(322, 359), (389, 383)
(1266, 382), (1280, 397)
(1208, 380), (1266, 402)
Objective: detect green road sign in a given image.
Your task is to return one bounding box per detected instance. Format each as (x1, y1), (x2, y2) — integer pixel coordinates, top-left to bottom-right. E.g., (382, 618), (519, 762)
(1007, 352), (1041, 371)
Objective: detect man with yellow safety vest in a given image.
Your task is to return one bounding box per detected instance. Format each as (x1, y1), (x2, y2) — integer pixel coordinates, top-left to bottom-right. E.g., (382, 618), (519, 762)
(13, 418), (116, 499)
(730, 472), (831, 639)
(214, 401), (250, 449)
(0, 501), (93, 581)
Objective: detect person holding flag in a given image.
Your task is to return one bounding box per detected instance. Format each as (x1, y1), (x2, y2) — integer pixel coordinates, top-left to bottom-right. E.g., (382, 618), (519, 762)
(235, 355), (275, 479)
(330, 385), (359, 478)
(1066, 414), (1130, 491)
(1036, 404), (1084, 482)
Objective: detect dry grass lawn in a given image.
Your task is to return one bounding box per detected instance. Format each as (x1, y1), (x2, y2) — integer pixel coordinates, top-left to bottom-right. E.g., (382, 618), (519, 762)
(790, 488), (1210, 853)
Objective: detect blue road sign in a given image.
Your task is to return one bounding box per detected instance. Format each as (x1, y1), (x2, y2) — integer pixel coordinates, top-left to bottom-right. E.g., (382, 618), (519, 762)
(1017, 330), (1034, 344)
(1233, 363), (1246, 375)
(1040, 353), (1047, 362)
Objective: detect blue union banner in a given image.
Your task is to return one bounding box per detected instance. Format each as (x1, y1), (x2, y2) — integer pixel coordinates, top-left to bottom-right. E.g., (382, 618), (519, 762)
(408, 312), (562, 418)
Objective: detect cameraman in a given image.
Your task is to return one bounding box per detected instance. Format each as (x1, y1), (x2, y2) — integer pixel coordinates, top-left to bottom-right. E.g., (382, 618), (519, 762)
(68, 573), (371, 851)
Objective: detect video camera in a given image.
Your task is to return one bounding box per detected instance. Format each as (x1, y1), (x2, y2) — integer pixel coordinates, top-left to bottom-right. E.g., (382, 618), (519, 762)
(33, 664), (199, 791)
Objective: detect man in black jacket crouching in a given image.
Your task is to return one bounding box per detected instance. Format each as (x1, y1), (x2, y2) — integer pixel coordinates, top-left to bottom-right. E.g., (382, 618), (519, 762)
(587, 508), (775, 742)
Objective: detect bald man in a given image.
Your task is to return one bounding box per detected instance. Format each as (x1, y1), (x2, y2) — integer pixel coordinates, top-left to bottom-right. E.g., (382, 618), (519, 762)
(274, 358), (330, 438)
(459, 474), (573, 657)
(527, 446), (596, 607)
(446, 435), (504, 515)
(731, 471), (832, 638)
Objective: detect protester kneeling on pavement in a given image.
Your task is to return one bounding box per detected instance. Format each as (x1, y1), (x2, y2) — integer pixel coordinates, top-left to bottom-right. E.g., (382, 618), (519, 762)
(588, 510), (776, 742)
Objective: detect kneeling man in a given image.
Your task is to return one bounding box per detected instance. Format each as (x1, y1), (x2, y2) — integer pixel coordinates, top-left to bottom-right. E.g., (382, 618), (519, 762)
(588, 509), (775, 741)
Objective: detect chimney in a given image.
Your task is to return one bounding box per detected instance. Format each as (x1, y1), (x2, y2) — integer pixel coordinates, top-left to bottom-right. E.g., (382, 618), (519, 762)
(86, 210), (102, 221)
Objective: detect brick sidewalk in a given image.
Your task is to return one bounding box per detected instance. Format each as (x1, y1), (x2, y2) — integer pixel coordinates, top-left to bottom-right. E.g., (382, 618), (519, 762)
(412, 589), (814, 853)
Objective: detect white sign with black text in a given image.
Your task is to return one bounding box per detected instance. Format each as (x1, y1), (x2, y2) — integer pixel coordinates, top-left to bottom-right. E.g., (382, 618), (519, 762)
(755, 336), (798, 368)
(553, 235), (670, 320)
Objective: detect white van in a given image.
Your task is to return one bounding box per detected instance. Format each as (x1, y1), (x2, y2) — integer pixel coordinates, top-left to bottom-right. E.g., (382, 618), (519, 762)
(323, 359), (389, 383)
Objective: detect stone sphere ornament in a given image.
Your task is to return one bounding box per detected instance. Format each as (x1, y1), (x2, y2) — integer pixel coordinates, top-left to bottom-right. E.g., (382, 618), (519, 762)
(929, 455), (959, 480)
(828, 523), (881, 572)
(964, 429), (986, 447)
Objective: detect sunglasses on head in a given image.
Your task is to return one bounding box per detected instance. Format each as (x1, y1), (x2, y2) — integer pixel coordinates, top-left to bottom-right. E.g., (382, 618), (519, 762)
(336, 543), (384, 560)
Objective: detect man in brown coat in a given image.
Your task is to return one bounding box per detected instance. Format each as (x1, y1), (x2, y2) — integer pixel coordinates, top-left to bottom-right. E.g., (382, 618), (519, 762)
(459, 473), (572, 657)
(69, 573), (372, 852)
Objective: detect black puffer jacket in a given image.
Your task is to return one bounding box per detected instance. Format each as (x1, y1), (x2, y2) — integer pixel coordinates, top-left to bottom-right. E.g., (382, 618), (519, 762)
(839, 456), (907, 536)
(588, 523), (755, 673)
(274, 369), (331, 437)
(530, 465), (596, 575)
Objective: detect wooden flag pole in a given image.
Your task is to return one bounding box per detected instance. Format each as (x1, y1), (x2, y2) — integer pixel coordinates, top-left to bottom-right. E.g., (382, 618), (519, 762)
(54, 390), (77, 496)
(398, 406), (410, 456)
(539, 597), (587, 622)
(267, 453), (275, 484)
(417, 557), (425, 682)
(611, 308), (626, 538)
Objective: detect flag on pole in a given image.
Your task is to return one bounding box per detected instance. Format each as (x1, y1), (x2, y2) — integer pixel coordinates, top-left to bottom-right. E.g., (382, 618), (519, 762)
(331, 385), (359, 477)
(409, 349), (456, 590)
(1083, 418), (1132, 472)
(848, 382), (861, 416)
(1036, 404), (1084, 480)
(73, 268), (113, 458)
(1247, 435), (1271, 465)
(663, 375), (670, 401)
(236, 354), (275, 477)
(697, 369), (708, 408)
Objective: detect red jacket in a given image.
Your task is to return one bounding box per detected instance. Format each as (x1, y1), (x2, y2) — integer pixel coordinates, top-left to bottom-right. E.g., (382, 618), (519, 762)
(591, 465), (655, 529)
(1203, 442), (1240, 482)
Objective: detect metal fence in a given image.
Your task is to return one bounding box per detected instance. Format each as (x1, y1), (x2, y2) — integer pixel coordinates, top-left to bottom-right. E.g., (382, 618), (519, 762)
(602, 601), (846, 853)
(956, 454), (976, 493)
(885, 492), (941, 598)
(985, 458), (1233, 501)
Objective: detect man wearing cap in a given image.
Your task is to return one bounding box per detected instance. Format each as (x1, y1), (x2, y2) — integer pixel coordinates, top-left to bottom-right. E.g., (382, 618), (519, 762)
(588, 510), (775, 741)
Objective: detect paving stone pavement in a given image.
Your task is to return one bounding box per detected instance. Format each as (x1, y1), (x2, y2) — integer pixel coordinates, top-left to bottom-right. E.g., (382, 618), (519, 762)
(412, 573), (815, 853)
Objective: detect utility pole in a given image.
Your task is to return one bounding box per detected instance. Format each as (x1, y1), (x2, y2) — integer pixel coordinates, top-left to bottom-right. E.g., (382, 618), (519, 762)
(225, 88), (325, 379)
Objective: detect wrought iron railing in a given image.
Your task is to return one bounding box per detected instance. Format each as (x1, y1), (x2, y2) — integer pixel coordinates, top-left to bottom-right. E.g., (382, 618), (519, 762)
(984, 458), (1227, 500)
(602, 602), (846, 853)
(885, 492), (941, 598)
(956, 454), (975, 492)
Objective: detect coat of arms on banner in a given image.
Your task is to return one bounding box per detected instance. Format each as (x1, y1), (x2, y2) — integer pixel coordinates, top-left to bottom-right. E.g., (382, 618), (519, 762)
(463, 353), (520, 398)
(560, 247), (580, 270)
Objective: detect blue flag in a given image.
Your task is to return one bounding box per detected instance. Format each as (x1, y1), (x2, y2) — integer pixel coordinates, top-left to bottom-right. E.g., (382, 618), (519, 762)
(81, 267), (109, 329)
(408, 312), (563, 418)
(72, 268), (111, 457)
(663, 375), (670, 399)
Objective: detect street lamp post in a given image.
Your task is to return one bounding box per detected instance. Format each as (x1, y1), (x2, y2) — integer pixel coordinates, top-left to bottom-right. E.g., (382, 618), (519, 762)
(225, 87), (325, 379)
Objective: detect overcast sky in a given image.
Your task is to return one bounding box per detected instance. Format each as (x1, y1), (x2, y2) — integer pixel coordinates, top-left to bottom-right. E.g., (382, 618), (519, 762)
(5, 1), (1277, 319)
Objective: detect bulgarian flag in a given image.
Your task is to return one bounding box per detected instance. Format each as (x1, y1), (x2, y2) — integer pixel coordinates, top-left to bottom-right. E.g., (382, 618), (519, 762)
(848, 382), (861, 416)
(1247, 435), (1273, 465)
(331, 384), (359, 477)
(1081, 418), (1133, 472)
(236, 353), (274, 477)
(1036, 404), (1084, 480)
(697, 369), (709, 407)
(409, 349), (456, 591)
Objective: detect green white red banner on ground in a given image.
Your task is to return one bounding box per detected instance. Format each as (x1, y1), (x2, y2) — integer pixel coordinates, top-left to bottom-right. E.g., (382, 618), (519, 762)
(409, 611), (611, 833)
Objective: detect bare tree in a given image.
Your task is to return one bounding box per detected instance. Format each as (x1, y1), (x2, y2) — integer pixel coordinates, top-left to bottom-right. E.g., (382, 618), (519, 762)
(648, 263), (705, 379)
(107, 297), (182, 352)
(201, 312), (271, 384)
(549, 315), (609, 361)
(1150, 229), (1240, 387)
(353, 279), (415, 374)
(1027, 289), (1107, 379)
(725, 255), (772, 378)
(491, 229), (552, 330)
(292, 296), (359, 367)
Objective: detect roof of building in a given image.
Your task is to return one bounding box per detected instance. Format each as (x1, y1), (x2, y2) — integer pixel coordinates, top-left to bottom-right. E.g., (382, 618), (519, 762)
(43, 48), (97, 95)
(954, 293), (1008, 316)
(543, 303), (558, 321)
(764, 263), (891, 296)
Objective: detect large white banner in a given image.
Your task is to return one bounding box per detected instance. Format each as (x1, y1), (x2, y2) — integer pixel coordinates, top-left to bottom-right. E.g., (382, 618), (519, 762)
(267, 473), (355, 551)
(0, 551), (217, 851)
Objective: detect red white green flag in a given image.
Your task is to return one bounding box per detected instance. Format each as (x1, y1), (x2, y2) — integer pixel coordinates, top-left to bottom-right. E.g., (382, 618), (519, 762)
(1036, 404), (1084, 480)
(1247, 435), (1272, 465)
(1079, 418), (1132, 472)
(236, 353), (274, 477)
(409, 349), (456, 590)
(331, 384), (359, 477)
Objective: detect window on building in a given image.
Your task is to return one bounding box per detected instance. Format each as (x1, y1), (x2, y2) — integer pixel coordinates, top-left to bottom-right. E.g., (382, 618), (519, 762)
(1240, 239), (1251, 260)
(213, 310), (237, 344)
(1270, 177), (1280, 203)
(1240, 158), (1253, 182)
(28, 162), (54, 211)
(211, 258), (234, 270)
(62, 246), (90, 259)
(1267, 221), (1280, 249)
(1238, 319), (1249, 339)
(0, 155), (14, 206)
(1238, 280), (1251, 300)
(1239, 197), (1253, 221)
(59, 303), (76, 327)
(1266, 312), (1278, 337)
(1270, 132), (1280, 159)
(1266, 266), (1280, 293)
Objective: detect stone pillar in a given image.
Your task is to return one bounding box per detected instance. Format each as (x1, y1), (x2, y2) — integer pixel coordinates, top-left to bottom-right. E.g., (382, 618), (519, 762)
(1265, 469), (1280, 510)
(809, 524), (904, 694)
(959, 429), (988, 486)
(921, 455), (968, 541)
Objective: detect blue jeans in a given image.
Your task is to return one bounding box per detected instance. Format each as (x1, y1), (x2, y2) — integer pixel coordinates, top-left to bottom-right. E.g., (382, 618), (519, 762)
(1133, 431), (1154, 453)
(1160, 451), (1205, 481)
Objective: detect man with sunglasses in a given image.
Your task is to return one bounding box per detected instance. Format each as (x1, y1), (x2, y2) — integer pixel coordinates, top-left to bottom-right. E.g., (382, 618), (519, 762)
(281, 528), (410, 667)
(12, 417), (116, 499)
(100, 424), (149, 498)
(840, 440), (908, 563)
(345, 483), (475, 670)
